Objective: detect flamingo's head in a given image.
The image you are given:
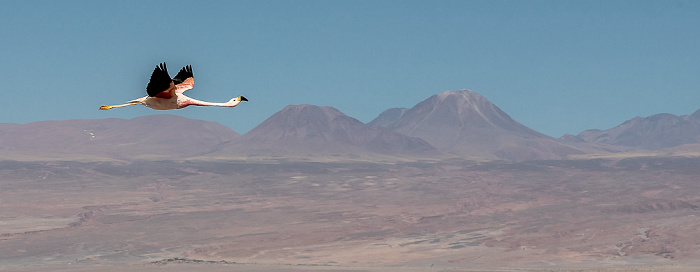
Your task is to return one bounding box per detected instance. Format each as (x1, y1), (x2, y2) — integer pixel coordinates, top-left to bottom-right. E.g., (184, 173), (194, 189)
(223, 96), (249, 107)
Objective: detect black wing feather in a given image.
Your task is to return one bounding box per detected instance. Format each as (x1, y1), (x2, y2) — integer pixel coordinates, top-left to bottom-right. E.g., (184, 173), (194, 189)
(173, 65), (193, 85)
(146, 62), (173, 97)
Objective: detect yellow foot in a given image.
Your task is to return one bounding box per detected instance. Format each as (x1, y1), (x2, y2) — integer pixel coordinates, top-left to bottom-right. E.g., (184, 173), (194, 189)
(99, 105), (112, 110)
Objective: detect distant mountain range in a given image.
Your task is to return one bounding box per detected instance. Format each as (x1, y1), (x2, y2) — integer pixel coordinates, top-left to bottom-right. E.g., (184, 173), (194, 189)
(217, 104), (438, 159)
(573, 110), (700, 150)
(3, 90), (700, 161)
(0, 115), (239, 160)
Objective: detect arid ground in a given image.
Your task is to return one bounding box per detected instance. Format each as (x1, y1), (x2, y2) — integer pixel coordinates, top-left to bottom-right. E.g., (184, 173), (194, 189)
(2, 157), (700, 271)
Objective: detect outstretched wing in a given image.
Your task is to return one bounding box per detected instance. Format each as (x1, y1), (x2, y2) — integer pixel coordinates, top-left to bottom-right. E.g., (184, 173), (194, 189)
(146, 62), (175, 98)
(173, 65), (194, 93)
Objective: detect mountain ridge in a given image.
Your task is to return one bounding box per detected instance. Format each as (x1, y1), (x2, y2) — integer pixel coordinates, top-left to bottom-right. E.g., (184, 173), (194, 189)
(218, 104), (440, 159)
(0, 115), (240, 160)
(577, 110), (700, 150)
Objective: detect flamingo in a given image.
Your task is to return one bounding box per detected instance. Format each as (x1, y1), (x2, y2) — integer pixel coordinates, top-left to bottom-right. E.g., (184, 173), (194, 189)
(99, 63), (248, 110)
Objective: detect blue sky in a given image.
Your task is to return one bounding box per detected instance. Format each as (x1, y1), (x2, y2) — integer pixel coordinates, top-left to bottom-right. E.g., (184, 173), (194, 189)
(1, 0), (699, 137)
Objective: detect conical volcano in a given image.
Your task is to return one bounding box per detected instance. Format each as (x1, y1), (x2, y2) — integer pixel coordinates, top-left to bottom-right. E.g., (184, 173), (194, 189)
(378, 90), (582, 160)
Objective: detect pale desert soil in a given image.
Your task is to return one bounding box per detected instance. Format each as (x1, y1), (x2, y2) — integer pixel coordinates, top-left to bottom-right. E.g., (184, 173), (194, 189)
(2, 158), (700, 271)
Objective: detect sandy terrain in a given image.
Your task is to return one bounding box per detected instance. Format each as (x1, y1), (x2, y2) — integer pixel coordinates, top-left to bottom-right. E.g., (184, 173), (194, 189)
(2, 157), (700, 271)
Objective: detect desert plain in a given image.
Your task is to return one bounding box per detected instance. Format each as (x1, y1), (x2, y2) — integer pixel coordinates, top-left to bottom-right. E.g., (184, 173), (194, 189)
(2, 156), (700, 272)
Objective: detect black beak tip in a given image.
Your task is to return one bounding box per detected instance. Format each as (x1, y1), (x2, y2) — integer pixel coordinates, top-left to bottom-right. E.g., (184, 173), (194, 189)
(240, 96), (249, 102)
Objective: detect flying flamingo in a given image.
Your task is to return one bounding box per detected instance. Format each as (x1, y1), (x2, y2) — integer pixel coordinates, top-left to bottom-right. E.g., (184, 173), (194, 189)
(99, 63), (248, 110)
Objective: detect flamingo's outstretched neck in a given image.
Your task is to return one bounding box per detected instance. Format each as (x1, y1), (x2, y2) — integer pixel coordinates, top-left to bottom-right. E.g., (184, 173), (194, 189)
(186, 96), (248, 108)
